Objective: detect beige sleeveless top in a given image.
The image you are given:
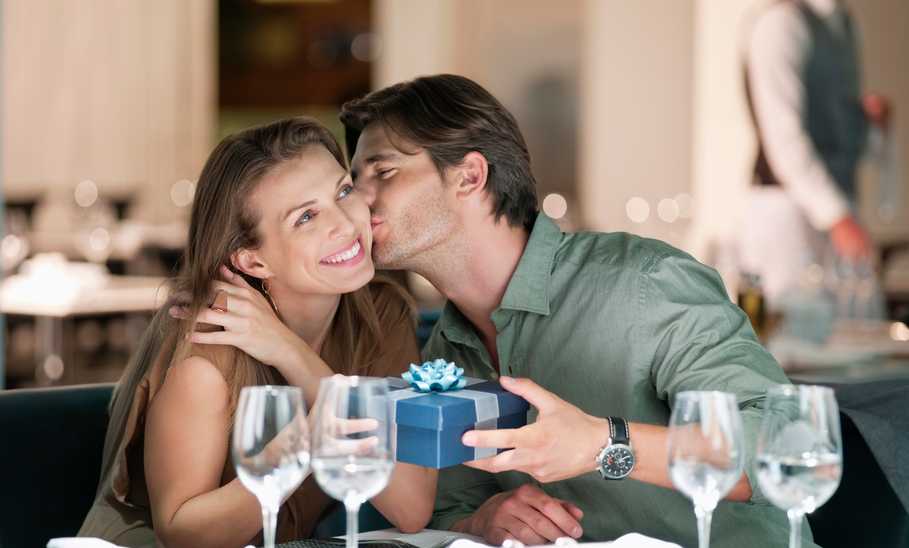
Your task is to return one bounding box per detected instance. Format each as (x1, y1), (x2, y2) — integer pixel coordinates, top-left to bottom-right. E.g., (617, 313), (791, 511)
(79, 282), (418, 546)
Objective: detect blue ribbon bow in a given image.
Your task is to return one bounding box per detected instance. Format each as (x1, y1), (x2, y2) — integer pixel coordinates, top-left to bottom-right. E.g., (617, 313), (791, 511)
(402, 359), (467, 393)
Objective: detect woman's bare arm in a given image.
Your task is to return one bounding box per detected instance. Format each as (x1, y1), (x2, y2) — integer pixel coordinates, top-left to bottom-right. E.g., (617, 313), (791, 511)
(144, 356), (263, 548)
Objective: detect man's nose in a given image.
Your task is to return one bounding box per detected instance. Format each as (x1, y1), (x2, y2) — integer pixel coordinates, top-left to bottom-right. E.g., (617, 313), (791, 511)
(359, 178), (377, 208)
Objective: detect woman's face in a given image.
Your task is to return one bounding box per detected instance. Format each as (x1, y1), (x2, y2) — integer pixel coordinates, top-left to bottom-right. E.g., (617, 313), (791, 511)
(246, 145), (374, 296)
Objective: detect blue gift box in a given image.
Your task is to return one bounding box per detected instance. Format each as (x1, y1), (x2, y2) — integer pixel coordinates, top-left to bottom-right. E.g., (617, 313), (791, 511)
(386, 377), (529, 469)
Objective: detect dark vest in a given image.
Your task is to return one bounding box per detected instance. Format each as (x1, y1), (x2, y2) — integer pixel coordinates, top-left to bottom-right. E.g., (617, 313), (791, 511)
(744, 0), (868, 202)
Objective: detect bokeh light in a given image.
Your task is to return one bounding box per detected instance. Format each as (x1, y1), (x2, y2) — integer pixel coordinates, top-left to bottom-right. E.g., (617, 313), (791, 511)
(542, 193), (569, 219)
(625, 197), (650, 224)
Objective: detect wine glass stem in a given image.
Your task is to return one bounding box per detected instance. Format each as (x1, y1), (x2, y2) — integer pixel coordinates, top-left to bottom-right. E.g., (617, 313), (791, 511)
(787, 510), (804, 548)
(261, 504), (278, 548)
(694, 505), (713, 548)
(345, 497), (361, 548)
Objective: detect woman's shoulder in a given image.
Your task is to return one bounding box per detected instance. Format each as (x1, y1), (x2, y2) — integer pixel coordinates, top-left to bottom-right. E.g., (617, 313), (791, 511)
(160, 345), (235, 406)
(167, 340), (242, 392)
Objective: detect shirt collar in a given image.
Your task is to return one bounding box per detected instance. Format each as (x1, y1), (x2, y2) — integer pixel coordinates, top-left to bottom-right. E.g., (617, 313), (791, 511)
(436, 213), (561, 345)
(436, 299), (480, 349)
(498, 213), (561, 316)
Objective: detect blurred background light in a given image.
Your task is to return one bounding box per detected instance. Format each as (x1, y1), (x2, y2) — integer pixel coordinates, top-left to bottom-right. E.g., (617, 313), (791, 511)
(626, 197), (650, 224)
(542, 193), (569, 220)
(74, 180), (99, 208)
(657, 198), (680, 223)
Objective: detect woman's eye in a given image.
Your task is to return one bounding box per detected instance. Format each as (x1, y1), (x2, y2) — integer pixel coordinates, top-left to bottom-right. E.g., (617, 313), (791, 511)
(295, 210), (315, 226)
(377, 168), (396, 180)
(338, 183), (355, 199)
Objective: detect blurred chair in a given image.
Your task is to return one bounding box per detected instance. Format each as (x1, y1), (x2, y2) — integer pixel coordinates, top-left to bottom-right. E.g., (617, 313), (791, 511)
(416, 308), (442, 350)
(806, 381), (909, 548)
(0, 383), (113, 547)
(0, 383), (393, 547)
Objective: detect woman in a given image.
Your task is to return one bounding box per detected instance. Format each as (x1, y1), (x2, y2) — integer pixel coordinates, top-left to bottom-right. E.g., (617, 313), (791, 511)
(79, 117), (437, 547)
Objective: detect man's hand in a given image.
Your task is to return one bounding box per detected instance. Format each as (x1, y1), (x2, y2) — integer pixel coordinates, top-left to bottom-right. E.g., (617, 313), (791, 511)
(452, 484), (584, 545)
(830, 215), (873, 260)
(462, 377), (608, 483)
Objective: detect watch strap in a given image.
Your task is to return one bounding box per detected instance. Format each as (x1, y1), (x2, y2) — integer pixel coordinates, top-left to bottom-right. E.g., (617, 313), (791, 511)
(609, 416), (630, 445)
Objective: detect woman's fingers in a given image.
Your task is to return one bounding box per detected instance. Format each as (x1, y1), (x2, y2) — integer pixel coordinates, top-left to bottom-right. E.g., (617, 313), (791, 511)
(210, 281), (250, 299)
(195, 308), (244, 329)
(220, 265), (255, 289)
(337, 417), (380, 435)
(188, 330), (233, 346)
(209, 281), (267, 311)
(210, 290), (229, 313)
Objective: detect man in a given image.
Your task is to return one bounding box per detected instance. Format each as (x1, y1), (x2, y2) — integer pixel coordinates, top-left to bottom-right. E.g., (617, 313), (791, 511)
(741, 0), (891, 306)
(341, 74), (810, 547)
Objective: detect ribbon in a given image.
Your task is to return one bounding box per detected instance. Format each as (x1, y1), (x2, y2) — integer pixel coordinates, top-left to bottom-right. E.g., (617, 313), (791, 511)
(402, 359), (467, 393)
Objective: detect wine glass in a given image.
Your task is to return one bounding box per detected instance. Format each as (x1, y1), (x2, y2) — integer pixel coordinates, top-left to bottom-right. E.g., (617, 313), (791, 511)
(232, 386), (310, 548)
(756, 385), (842, 548)
(311, 376), (394, 548)
(668, 391), (745, 548)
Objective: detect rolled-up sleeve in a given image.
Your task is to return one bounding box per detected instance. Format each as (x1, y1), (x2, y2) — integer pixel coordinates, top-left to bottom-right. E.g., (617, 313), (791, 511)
(641, 250), (790, 504)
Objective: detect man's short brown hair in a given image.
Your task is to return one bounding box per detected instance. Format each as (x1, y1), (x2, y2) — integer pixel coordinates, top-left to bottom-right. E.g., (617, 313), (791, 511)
(340, 74), (539, 230)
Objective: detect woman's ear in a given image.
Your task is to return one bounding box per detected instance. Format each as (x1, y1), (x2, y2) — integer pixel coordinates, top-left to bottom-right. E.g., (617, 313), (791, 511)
(454, 151), (490, 201)
(230, 249), (273, 280)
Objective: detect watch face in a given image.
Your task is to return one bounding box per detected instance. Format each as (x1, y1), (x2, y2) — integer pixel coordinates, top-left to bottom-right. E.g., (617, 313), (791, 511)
(601, 445), (635, 479)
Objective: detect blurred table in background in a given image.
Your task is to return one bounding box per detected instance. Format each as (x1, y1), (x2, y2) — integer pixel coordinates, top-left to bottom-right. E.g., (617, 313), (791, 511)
(772, 319), (909, 384)
(1, 259), (167, 386)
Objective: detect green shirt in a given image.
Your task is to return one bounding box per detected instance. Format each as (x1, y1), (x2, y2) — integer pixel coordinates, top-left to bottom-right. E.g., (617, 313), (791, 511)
(424, 214), (815, 547)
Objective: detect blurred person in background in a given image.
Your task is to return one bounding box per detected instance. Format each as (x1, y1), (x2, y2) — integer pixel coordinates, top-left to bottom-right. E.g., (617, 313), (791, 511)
(740, 0), (892, 306)
(79, 118), (436, 547)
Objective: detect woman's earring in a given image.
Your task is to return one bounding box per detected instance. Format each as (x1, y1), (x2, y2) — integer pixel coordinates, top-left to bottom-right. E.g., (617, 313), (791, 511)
(261, 278), (281, 317)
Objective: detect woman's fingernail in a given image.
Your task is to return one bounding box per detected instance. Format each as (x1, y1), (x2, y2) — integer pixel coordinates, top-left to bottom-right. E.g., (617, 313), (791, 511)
(573, 527), (582, 537)
(462, 432), (476, 446)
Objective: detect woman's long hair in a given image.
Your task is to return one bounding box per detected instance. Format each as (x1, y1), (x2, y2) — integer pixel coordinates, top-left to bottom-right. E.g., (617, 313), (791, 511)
(96, 117), (411, 533)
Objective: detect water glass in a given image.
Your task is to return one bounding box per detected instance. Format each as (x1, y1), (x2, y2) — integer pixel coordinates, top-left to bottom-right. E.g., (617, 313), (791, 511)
(232, 385), (310, 548)
(668, 391), (745, 548)
(311, 376), (394, 548)
(756, 385), (842, 548)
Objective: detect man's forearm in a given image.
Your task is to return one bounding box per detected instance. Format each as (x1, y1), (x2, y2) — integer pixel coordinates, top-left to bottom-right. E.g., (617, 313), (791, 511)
(588, 420), (752, 501)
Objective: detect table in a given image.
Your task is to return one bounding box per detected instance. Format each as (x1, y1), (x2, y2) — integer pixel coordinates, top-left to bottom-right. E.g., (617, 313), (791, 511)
(1, 274), (168, 385)
(770, 319), (909, 384)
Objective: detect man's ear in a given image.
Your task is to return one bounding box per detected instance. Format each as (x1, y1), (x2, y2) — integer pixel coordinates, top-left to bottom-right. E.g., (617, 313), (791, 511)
(453, 151), (490, 201)
(230, 249), (273, 280)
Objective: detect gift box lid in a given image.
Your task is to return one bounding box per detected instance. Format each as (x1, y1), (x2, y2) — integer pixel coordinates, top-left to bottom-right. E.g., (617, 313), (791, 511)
(388, 377), (529, 431)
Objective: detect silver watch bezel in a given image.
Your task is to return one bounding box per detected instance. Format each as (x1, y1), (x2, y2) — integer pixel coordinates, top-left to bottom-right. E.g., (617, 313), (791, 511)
(596, 442), (636, 480)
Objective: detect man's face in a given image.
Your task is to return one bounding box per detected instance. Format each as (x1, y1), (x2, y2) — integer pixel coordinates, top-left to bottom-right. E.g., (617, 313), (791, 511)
(350, 124), (456, 270)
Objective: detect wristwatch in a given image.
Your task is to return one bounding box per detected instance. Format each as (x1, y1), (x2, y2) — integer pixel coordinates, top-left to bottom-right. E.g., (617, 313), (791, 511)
(595, 417), (635, 480)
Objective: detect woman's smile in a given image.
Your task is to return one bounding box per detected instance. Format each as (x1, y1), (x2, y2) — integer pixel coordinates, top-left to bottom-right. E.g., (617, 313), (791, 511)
(319, 237), (366, 267)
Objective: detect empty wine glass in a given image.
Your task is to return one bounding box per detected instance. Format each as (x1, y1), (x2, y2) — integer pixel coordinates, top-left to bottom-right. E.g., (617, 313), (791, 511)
(668, 391), (745, 548)
(756, 385), (842, 548)
(311, 376), (394, 548)
(232, 386), (310, 548)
